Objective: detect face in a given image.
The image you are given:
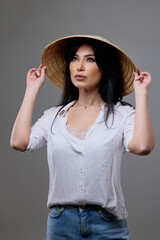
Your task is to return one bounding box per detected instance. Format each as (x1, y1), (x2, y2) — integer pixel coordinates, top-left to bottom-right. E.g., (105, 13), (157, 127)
(69, 44), (103, 91)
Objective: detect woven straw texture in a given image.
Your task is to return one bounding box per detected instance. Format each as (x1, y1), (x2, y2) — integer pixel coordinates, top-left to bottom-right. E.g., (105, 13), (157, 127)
(41, 35), (137, 96)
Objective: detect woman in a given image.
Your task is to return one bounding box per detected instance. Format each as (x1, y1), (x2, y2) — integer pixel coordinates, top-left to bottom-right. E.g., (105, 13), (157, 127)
(10, 35), (155, 240)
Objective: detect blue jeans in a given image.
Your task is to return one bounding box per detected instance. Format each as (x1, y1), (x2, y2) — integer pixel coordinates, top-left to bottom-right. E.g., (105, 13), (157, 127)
(46, 204), (130, 240)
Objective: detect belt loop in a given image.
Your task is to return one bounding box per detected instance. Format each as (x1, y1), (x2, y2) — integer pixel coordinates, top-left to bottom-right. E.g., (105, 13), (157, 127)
(80, 205), (86, 209)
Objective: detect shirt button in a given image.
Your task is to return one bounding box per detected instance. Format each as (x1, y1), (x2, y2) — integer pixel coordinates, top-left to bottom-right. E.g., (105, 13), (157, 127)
(80, 187), (84, 192)
(80, 169), (84, 174)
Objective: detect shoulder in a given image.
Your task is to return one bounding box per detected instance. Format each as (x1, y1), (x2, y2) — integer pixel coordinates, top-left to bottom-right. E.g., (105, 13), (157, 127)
(43, 101), (76, 116)
(35, 106), (63, 124)
(114, 102), (135, 119)
(43, 105), (63, 117)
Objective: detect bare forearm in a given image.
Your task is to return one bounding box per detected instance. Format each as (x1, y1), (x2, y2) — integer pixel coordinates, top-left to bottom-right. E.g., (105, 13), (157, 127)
(10, 64), (46, 151)
(10, 87), (38, 151)
(128, 71), (155, 155)
(129, 93), (155, 155)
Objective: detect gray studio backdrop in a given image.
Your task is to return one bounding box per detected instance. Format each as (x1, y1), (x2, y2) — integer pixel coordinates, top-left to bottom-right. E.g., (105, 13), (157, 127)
(1, 0), (160, 239)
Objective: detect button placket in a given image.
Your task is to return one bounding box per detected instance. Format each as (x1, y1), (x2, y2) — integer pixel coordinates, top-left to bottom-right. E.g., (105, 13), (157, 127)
(79, 143), (85, 196)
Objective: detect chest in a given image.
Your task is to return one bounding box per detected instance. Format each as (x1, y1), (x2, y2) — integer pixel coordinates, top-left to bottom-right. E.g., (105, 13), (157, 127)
(66, 106), (101, 132)
(48, 117), (124, 166)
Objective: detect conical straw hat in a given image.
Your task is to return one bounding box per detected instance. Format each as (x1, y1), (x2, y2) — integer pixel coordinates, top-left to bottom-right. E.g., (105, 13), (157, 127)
(41, 35), (137, 96)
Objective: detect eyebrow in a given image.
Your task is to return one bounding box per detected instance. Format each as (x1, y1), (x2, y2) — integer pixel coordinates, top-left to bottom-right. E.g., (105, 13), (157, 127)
(75, 54), (95, 57)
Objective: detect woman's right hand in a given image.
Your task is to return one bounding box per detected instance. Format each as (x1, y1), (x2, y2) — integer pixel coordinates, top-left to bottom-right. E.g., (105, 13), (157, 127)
(26, 64), (46, 92)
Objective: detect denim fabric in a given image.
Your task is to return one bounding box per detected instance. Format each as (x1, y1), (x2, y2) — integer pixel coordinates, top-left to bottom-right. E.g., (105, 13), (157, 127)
(45, 205), (130, 240)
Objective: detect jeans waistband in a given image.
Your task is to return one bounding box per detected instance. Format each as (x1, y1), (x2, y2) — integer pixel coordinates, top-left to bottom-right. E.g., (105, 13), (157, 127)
(51, 204), (100, 211)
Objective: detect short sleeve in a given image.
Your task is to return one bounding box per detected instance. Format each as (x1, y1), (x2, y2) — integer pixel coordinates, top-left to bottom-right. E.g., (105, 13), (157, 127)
(25, 107), (56, 153)
(123, 106), (135, 152)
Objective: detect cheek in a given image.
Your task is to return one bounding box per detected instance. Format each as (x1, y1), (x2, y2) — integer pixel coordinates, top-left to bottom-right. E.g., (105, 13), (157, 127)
(90, 68), (102, 82)
(69, 62), (76, 73)
(69, 63), (77, 85)
(69, 65), (75, 84)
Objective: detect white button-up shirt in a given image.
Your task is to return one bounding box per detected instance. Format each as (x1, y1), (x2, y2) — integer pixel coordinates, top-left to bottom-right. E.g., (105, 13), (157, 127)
(26, 100), (135, 219)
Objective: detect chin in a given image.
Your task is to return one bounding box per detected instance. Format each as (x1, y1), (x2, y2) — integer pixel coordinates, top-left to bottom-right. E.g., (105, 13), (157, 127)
(73, 82), (87, 89)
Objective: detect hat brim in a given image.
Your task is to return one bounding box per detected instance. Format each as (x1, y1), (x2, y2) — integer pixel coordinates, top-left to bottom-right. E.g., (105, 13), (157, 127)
(41, 35), (137, 96)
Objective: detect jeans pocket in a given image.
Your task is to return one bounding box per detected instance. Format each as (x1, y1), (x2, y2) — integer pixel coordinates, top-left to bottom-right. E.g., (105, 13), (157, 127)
(97, 207), (117, 221)
(49, 206), (65, 218)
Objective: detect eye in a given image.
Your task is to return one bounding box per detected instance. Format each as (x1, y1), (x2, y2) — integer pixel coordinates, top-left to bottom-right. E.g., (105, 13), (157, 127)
(71, 56), (78, 61)
(87, 57), (96, 62)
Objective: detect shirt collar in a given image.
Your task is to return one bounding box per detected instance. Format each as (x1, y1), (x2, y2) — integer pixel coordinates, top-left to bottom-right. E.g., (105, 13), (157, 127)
(59, 101), (77, 117)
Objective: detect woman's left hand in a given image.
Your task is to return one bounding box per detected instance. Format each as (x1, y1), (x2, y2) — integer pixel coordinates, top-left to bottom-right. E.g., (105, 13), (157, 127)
(133, 69), (152, 95)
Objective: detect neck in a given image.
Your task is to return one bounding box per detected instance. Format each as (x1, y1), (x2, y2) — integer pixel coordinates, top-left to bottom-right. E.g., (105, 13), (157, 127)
(77, 88), (103, 105)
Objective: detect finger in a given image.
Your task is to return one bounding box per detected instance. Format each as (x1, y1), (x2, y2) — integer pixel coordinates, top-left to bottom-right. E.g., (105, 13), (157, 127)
(37, 64), (43, 73)
(35, 68), (41, 77)
(140, 72), (151, 77)
(36, 64), (43, 76)
(36, 71), (40, 77)
(37, 64), (43, 70)
(28, 68), (37, 73)
(136, 68), (141, 75)
(28, 67), (40, 77)
(28, 69), (37, 77)
(133, 71), (139, 78)
(134, 75), (144, 82)
(40, 66), (46, 79)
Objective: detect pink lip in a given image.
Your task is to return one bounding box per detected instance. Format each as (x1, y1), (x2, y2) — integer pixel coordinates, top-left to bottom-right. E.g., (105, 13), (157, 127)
(75, 74), (86, 80)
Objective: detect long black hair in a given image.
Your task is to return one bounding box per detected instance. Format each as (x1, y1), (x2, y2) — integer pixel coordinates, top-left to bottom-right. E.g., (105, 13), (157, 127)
(53, 37), (130, 126)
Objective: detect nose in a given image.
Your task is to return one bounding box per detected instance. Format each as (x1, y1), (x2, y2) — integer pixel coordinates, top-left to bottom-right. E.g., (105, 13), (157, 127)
(77, 60), (85, 71)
